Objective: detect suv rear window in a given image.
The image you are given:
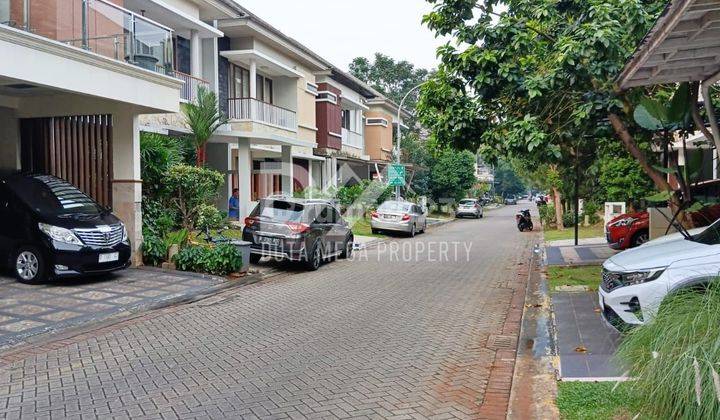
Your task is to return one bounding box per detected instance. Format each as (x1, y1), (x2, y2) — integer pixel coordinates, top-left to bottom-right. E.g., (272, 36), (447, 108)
(251, 199), (305, 222)
(459, 199), (476, 205)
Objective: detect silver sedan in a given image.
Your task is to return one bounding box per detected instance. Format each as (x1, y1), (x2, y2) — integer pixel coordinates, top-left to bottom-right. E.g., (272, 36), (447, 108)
(371, 201), (427, 237)
(455, 199), (484, 219)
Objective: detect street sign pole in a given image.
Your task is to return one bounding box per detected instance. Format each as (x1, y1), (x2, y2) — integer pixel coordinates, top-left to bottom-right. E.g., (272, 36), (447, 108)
(395, 82), (427, 200)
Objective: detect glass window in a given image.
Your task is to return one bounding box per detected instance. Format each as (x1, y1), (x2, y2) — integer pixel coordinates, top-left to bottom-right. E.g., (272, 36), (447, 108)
(692, 220), (720, 245)
(459, 199), (476, 205)
(378, 201), (411, 213)
(264, 78), (273, 103)
(7, 175), (102, 216)
(251, 199), (304, 222)
(229, 64), (250, 98)
(342, 110), (350, 130)
(328, 207), (341, 224)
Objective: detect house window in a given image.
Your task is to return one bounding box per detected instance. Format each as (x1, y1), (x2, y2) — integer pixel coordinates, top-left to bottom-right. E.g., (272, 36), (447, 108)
(366, 118), (389, 127)
(342, 110), (351, 130)
(306, 82), (318, 95)
(316, 91), (337, 104)
(228, 63), (273, 103)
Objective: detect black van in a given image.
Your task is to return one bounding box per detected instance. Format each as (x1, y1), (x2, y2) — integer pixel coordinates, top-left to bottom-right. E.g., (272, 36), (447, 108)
(0, 174), (131, 284)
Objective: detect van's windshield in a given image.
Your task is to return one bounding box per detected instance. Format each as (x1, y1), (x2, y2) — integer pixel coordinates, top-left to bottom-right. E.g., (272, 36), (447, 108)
(691, 219), (720, 245)
(7, 175), (102, 216)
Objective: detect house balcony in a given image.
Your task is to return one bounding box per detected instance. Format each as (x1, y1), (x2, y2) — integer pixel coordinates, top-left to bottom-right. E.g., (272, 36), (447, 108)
(341, 128), (363, 150)
(2, 0), (174, 75)
(228, 98), (297, 132)
(170, 70), (209, 103)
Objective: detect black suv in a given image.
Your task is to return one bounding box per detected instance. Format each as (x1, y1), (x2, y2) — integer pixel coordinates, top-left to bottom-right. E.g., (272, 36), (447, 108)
(0, 174), (131, 284)
(242, 198), (354, 270)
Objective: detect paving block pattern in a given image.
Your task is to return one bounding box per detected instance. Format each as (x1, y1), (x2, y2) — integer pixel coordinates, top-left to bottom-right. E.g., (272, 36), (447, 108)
(0, 269), (227, 349)
(0, 205), (537, 419)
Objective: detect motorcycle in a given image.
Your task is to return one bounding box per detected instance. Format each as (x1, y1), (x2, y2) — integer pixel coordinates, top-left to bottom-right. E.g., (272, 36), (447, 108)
(516, 209), (534, 232)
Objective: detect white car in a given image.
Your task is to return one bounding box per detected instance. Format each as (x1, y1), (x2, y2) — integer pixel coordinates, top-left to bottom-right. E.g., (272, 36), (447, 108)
(599, 223), (719, 328)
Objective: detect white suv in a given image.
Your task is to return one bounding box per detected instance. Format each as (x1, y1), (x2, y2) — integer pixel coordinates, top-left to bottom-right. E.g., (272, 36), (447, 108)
(599, 222), (720, 328)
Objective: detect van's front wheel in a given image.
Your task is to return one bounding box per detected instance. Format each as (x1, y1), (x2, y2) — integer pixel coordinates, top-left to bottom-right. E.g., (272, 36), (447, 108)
(14, 247), (47, 284)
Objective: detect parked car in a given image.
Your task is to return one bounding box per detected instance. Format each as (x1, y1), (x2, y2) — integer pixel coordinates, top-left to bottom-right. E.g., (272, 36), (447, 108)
(0, 174), (131, 284)
(504, 195), (518, 205)
(242, 198), (353, 271)
(600, 222), (718, 329)
(455, 198), (484, 219)
(605, 211), (649, 250)
(371, 200), (427, 237)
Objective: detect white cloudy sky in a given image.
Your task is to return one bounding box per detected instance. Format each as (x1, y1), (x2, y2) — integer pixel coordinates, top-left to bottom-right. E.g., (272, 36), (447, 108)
(236, 0), (446, 71)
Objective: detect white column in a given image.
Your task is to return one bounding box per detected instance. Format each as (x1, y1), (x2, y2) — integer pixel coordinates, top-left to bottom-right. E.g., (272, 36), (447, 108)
(307, 161), (313, 198)
(112, 111), (142, 266)
(281, 145), (293, 195)
(190, 30), (201, 78)
(249, 60), (257, 99)
(237, 139), (252, 221)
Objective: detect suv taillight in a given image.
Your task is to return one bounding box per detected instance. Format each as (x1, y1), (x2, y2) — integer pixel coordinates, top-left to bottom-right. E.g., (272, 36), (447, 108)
(287, 222), (310, 234)
(371, 211), (379, 218)
(244, 217), (258, 226)
(401, 214), (411, 221)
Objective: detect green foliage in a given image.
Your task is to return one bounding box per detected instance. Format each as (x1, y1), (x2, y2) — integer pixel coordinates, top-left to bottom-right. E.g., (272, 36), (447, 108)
(547, 265), (602, 292)
(337, 180), (393, 212)
(142, 198), (178, 238)
(164, 229), (189, 249)
(617, 283), (720, 419)
(582, 201), (601, 225)
(140, 132), (184, 197)
(562, 212), (577, 228)
(556, 381), (641, 420)
(165, 164), (224, 230)
(172, 243), (242, 276)
(194, 203), (225, 231)
(401, 132), (433, 196)
(633, 83), (692, 132)
(181, 85), (228, 166)
(539, 204), (556, 226)
(141, 234), (168, 267)
(349, 53), (429, 112)
(598, 155), (655, 203)
(336, 183), (365, 208)
(494, 160), (526, 197)
(429, 148), (477, 203)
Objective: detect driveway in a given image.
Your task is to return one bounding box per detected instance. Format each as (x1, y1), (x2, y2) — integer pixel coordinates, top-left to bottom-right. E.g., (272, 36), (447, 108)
(0, 269), (236, 349)
(0, 204), (539, 419)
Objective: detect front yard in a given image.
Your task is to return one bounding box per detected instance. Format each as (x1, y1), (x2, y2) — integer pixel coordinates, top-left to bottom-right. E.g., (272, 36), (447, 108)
(547, 265), (602, 292)
(557, 381), (642, 420)
(543, 224), (605, 242)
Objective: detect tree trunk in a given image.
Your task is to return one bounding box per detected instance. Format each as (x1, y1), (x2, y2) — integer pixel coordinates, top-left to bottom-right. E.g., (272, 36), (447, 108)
(552, 187), (564, 231)
(196, 144), (206, 167)
(608, 113), (672, 193)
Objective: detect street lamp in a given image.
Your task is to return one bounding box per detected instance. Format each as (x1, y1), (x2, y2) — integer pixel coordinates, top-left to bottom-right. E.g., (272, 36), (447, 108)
(394, 82), (427, 200)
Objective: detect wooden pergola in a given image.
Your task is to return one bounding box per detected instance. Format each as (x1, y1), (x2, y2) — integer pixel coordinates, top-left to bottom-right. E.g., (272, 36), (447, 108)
(617, 0), (720, 157)
(617, 0), (720, 89)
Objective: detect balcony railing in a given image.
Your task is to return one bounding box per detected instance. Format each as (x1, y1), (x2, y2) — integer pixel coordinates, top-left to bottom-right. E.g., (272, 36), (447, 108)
(228, 98), (297, 131)
(170, 70), (209, 102)
(341, 128), (364, 149)
(2, 0), (173, 75)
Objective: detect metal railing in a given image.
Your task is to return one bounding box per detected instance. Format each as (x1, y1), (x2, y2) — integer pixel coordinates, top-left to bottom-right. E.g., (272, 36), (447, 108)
(341, 128), (364, 149)
(170, 70), (210, 102)
(227, 98), (297, 131)
(2, 0), (173, 75)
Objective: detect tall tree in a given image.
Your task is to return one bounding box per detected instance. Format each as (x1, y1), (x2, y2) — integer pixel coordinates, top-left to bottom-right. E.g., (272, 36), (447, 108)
(350, 53), (429, 110)
(418, 0), (674, 204)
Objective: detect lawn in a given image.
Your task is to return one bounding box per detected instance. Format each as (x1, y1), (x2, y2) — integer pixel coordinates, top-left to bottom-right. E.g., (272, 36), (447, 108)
(547, 265), (602, 292)
(556, 381), (645, 420)
(543, 224), (605, 242)
(346, 217), (386, 238)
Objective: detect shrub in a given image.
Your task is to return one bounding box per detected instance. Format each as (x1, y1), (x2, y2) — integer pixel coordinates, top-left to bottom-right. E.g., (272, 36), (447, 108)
(165, 164), (224, 229)
(582, 201), (602, 225)
(164, 229), (189, 249)
(142, 234), (168, 266)
(194, 203), (225, 231)
(617, 283), (720, 419)
(172, 244), (242, 276)
(562, 212), (576, 228)
(142, 198), (178, 237)
(539, 204), (556, 225)
(140, 133), (184, 197)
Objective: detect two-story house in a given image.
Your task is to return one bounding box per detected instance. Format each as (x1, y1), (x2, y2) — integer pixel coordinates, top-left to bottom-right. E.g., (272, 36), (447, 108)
(205, 7), (332, 220)
(0, 0), (200, 263)
(364, 96), (412, 181)
(314, 68), (376, 188)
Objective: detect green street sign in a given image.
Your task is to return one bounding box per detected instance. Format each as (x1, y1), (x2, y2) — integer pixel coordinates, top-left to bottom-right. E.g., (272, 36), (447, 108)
(388, 164), (406, 187)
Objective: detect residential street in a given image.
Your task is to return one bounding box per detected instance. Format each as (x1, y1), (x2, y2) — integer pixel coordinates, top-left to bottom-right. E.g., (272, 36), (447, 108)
(0, 205), (538, 419)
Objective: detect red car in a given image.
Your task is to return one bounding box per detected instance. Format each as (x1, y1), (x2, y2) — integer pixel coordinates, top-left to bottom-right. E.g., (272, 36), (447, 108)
(605, 211), (649, 250)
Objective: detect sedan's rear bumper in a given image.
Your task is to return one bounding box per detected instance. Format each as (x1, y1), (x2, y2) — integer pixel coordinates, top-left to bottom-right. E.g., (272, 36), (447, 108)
(370, 219), (413, 232)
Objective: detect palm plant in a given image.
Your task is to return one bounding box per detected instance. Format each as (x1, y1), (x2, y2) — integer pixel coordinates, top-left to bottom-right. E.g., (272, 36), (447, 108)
(182, 85), (228, 167)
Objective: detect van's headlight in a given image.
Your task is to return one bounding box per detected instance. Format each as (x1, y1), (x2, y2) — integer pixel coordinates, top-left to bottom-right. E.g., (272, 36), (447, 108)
(621, 268), (666, 286)
(38, 223), (83, 246)
(121, 224), (129, 243)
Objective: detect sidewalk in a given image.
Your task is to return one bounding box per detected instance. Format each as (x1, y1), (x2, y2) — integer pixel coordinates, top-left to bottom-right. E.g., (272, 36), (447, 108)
(545, 237), (618, 266)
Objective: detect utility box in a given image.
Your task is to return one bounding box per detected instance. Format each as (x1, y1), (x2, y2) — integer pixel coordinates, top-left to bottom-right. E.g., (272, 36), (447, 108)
(230, 240), (252, 273)
(604, 202), (626, 226)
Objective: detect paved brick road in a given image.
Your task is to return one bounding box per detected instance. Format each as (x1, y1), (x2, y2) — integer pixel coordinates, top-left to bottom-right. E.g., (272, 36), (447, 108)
(0, 204), (538, 419)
